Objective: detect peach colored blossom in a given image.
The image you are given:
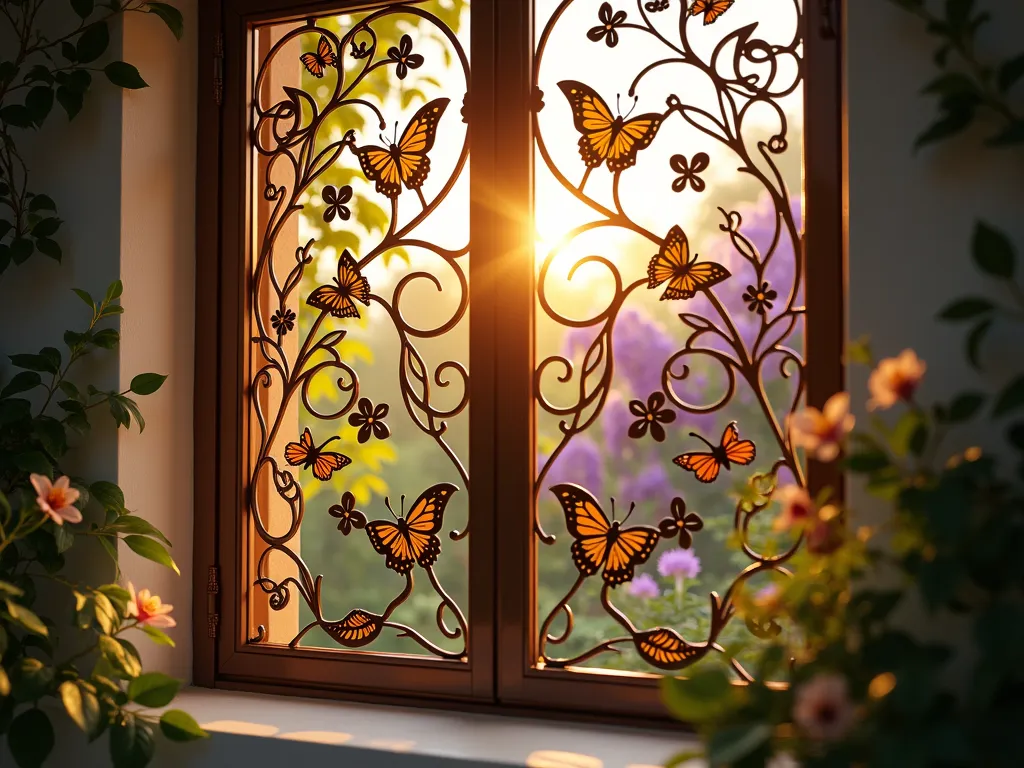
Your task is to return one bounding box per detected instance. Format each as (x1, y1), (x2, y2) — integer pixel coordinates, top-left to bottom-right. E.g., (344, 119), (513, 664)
(788, 393), (855, 462)
(29, 474), (82, 526)
(806, 505), (844, 555)
(127, 582), (176, 628)
(773, 485), (815, 532)
(868, 350), (926, 410)
(793, 673), (855, 742)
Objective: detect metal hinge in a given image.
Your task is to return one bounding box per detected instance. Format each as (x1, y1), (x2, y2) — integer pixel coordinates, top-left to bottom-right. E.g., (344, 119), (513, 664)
(213, 32), (224, 106)
(207, 565), (220, 638)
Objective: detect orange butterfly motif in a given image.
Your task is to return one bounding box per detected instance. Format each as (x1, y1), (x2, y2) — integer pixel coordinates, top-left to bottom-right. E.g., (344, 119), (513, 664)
(551, 484), (660, 586)
(283, 428), (351, 481)
(353, 98), (449, 199)
(300, 35), (338, 78)
(365, 483), (457, 574)
(323, 609), (384, 648)
(647, 225), (730, 300)
(633, 627), (702, 670)
(306, 249), (371, 319)
(558, 81), (664, 172)
(673, 422), (756, 483)
(689, 0), (735, 25)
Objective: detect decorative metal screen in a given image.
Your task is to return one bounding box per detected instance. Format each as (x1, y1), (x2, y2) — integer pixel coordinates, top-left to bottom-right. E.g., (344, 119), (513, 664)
(532, 0), (806, 677)
(246, 1), (471, 659)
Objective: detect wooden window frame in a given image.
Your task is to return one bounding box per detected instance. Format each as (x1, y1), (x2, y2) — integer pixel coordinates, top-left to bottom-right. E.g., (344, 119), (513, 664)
(193, 0), (845, 724)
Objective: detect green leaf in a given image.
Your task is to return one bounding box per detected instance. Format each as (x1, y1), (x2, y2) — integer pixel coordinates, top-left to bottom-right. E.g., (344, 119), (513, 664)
(845, 450), (892, 473)
(139, 623), (175, 647)
(9, 353), (58, 373)
(972, 221), (1015, 279)
(0, 399), (32, 426)
(60, 681), (101, 734)
(110, 713), (155, 768)
(708, 723), (773, 767)
(159, 710), (208, 742)
(76, 22), (110, 63)
(10, 657), (54, 701)
(72, 288), (95, 309)
(987, 120), (1024, 146)
(915, 107), (974, 150)
(54, 523), (75, 554)
(147, 3), (184, 40)
(14, 450), (53, 475)
(35, 238), (61, 261)
(10, 237), (34, 265)
(947, 392), (986, 422)
(128, 672), (181, 707)
(28, 194), (56, 212)
(56, 84), (85, 120)
(129, 373), (167, 396)
(33, 416), (69, 457)
(966, 318), (992, 369)
(8, 709), (54, 768)
(25, 86), (54, 125)
(0, 668), (9, 698)
(993, 376), (1024, 417)
(1, 371), (42, 398)
(99, 635), (142, 678)
(93, 328), (120, 349)
(71, 0), (95, 17)
(124, 535), (179, 574)
(0, 104), (34, 129)
(998, 53), (1024, 92)
(31, 217), (60, 238)
(661, 669), (737, 723)
(938, 297), (993, 320)
(105, 515), (171, 545)
(104, 61), (148, 90)
(90, 480), (125, 511)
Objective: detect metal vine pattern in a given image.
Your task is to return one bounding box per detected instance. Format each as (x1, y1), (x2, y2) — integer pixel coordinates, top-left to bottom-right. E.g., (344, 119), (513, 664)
(533, 0), (805, 677)
(247, 6), (470, 659)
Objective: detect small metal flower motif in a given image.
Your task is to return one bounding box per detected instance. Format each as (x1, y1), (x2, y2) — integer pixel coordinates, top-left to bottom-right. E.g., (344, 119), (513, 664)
(328, 491), (367, 535)
(670, 152), (710, 193)
(587, 3), (627, 48)
(270, 308), (295, 336)
(530, 86), (545, 113)
(645, 0), (671, 11)
(742, 281), (778, 314)
(350, 39), (371, 59)
(387, 34), (424, 80)
(348, 398), (391, 444)
(628, 392), (676, 443)
(322, 184), (352, 223)
(658, 496), (704, 549)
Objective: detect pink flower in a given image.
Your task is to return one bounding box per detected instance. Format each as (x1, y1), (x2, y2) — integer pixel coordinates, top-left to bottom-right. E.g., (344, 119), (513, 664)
(753, 583), (782, 611)
(773, 484), (815, 532)
(658, 548), (701, 579)
(793, 673), (855, 742)
(868, 349), (926, 410)
(127, 583), (176, 628)
(627, 573), (660, 599)
(30, 474), (82, 526)
(788, 393), (854, 462)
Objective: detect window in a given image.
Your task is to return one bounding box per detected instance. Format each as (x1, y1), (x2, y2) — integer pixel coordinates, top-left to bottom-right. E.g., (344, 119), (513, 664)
(195, 0), (843, 721)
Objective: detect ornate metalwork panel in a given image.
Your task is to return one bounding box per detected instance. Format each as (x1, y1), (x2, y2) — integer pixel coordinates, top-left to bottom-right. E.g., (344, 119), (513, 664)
(532, 0), (805, 677)
(246, 1), (471, 658)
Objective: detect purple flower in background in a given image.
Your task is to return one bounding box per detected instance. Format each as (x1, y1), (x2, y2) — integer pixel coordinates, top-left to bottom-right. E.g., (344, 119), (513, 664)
(602, 391), (634, 459)
(620, 460), (675, 507)
(543, 435), (604, 497)
(562, 325), (599, 360)
(658, 548), (701, 579)
(613, 307), (677, 397)
(627, 573), (660, 599)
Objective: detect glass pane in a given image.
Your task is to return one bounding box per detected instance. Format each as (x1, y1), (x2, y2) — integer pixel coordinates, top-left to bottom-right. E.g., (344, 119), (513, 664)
(533, 0), (804, 676)
(246, 1), (471, 658)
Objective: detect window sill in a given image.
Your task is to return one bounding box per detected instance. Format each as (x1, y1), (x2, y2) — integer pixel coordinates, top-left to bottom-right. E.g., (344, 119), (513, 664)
(156, 687), (693, 767)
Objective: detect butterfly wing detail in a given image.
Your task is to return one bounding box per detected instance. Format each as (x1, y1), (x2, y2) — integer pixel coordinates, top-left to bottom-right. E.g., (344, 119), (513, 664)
(691, 0), (734, 24)
(557, 81), (617, 169)
(324, 609), (383, 648)
(721, 422), (756, 465)
(307, 250), (370, 319)
(404, 482), (457, 568)
(606, 113), (663, 172)
(284, 428), (315, 467)
(674, 452), (722, 484)
(366, 520), (417, 574)
(648, 226), (730, 300)
(634, 627), (701, 670)
(395, 98), (449, 191)
(355, 145), (404, 198)
(300, 52), (326, 78)
(311, 451), (350, 482)
(602, 526), (659, 586)
(299, 36), (336, 78)
(550, 483), (612, 578)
